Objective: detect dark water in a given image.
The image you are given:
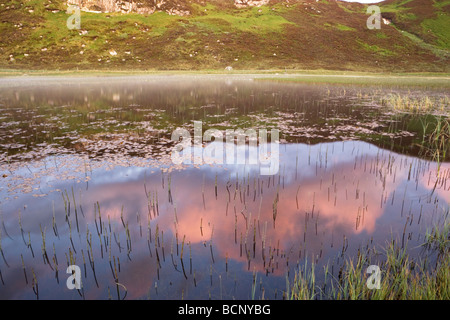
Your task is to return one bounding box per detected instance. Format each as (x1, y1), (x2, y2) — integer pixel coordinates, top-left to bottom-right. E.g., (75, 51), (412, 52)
(0, 76), (448, 299)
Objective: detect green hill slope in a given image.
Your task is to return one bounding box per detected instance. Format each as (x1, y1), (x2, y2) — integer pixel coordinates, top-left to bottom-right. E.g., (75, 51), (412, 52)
(0, 0), (448, 72)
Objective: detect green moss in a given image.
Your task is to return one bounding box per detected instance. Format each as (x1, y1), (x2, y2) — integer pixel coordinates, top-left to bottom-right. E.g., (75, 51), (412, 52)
(433, 0), (450, 9)
(335, 24), (356, 32)
(376, 32), (388, 39)
(357, 40), (396, 57)
(337, 3), (356, 14)
(189, 5), (294, 35)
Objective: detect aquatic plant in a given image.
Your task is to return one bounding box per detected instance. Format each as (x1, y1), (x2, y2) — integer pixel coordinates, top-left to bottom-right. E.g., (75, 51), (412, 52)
(381, 93), (449, 114)
(289, 226), (450, 300)
(419, 115), (450, 170)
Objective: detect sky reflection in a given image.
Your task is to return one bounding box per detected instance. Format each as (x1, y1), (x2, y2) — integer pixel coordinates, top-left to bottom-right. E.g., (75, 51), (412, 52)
(0, 140), (448, 299)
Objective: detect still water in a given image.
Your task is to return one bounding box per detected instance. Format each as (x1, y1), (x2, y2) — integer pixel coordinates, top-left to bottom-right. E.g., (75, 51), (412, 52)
(0, 75), (448, 299)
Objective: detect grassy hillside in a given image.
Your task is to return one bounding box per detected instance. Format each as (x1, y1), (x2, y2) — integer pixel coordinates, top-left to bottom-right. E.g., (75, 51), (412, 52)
(0, 0), (448, 72)
(381, 0), (450, 49)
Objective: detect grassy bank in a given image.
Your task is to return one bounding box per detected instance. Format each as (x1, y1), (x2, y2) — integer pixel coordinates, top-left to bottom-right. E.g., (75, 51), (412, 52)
(256, 74), (450, 88)
(0, 68), (449, 81)
(0, 68), (395, 77)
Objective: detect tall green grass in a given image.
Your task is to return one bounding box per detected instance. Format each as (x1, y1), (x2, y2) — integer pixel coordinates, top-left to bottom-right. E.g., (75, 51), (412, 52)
(418, 115), (450, 168)
(288, 222), (450, 300)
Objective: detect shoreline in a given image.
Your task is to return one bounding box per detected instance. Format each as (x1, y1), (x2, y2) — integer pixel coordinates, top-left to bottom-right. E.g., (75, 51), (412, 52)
(0, 70), (449, 88)
(1, 68), (450, 77)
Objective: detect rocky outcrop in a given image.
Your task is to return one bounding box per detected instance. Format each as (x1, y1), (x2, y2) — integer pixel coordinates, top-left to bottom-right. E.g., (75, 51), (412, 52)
(234, 0), (270, 9)
(67, 0), (274, 16)
(67, 0), (190, 16)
